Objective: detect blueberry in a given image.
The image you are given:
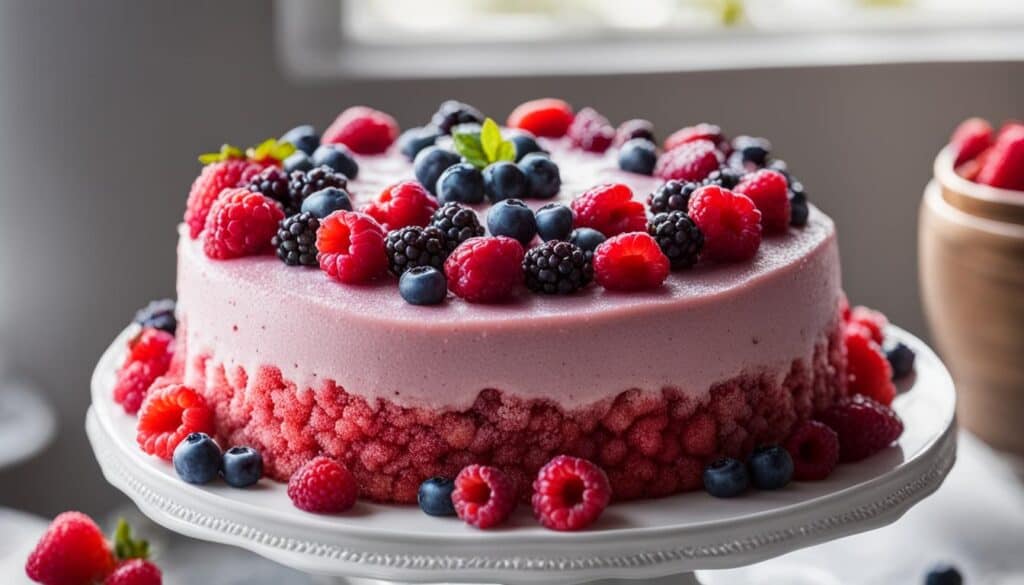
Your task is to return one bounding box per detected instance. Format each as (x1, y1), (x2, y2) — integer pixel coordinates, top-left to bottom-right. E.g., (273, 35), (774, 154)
(173, 433), (222, 485)
(414, 147), (461, 196)
(925, 564), (963, 585)
(886, 342), (916, 379)
(436, 163), (485, 205)
(535, 203), (574, 242)
(133, 299), (176, 334)
(482, 161), (527, 202)
(283, 151), (314, 174)
(222, 446), (263, 488)
(399, 266), (448, 306)
(399, 126), (442, 161)
(702, 458), (749, 498)
(281, 124), (320, 155)
(618, 138), (657, 176)
(301, 187), (353, 219)
(518, 154), (561, 199)
(569, 228), (606, 255)
(747, 445), (794, 490)
(417, 477), (457, 516)
(487, 199), (537, 246)
(312, 144), (359, 180)
(732, 135), (771, 167)
(789, 188), (809, 227)
(509, 132), (543, 162)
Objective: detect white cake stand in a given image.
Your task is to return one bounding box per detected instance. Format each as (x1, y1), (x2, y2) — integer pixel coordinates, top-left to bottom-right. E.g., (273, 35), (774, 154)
(85, 326), (956, 585)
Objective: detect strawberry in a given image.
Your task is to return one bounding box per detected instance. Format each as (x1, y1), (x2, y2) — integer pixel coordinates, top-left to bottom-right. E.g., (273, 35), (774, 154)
(950, 117), (993, 166)
(25, 512), (115, 585)
(977, 124), (1024, 190)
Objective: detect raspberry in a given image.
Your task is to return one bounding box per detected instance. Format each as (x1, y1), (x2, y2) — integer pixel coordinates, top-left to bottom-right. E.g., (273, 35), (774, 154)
(184, 159), (264, 238)
(784, 421), (839, 481)
(363, 181), (440, 230)
(25, 511), (115, 585)
(655, 140), (722, 182)
(663, 123), (727, 152)
(818, 396), (904, 463)
(950, 117), (994, 166)
(733, 169), (791, 234)
(316, 211), (388, 284)
(507, 98), (574, 138)
(104, 560), (162, 585)
(322, 106), (398, 155)
(113, 361), (160, 416)
(647, 211), (703, 269)
(567, 107), (615, 153)
(531, 455), (611, 531)
(202, 189), (284, 260)
(444, 237), (525, 303)
(849, 305), (888, 345)
(593, 232), (670, 291)
(977, 124), (1024, 190)
(687, 185), (762, 262)
(287, 456), (358, 514)
(452, 465), (517, 529)
(845, 325), (896, 406)
(429, 202), (485, 252)
(125, 328), (174, 370)
(136, 384), (214, 461)
(571, 183), (646, 237)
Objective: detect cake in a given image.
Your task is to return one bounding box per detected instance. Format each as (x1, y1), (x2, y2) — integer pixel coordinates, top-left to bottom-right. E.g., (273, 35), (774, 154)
(148, 99), (850, 504)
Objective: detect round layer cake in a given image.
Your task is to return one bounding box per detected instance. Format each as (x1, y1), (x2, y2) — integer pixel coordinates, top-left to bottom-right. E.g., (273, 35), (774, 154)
(173, 136), (847, 503)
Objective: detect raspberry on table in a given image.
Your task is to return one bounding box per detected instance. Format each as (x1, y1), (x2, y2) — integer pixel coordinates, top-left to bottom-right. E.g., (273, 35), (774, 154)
(202, 189), (284, 260)
(818, 395), (904, 463)
(523, 240), (593, 295)
(784, 421), (839, 481)
(647, 211), (703, 269)
(288, 166), (349, 213)
(844, 324), (896, 405)
(444, 236), (525, 303)
(687, 185), (763, 262)
(655, 140), (722, 182)
(364, 181), (440, 230)
(452, 464), (517, 529)
(25, 511), (116, 585)
(571, 183), (647, 238)
(322, 106), (398, 154)
(532, 455), (611, 531)
(647, 180), (700, 215)
(316, 210), (389, 284)
(567, 107), (615, 153)
(184, 159), (264, 239)
(136, 384), (214, 461)
(104, 559), (162, 585)
(385, 225), (449, 276)
(287, 456), (358, 514)
(663, 123), (727, 152)
(733, 169), (791, 234)
(273, 212), (320, 267)
(593, 232), (670, 291)
(507, 98), (575, 138)
(429, 202), (485, 252)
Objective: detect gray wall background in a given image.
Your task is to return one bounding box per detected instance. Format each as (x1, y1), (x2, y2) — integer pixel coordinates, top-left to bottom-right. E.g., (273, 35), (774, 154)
(0, 1), (1020, 517)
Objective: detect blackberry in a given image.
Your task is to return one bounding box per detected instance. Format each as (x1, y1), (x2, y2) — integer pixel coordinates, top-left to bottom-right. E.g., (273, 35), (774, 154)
(385, 226), (449, 276)
(272, 212), (320, 267)
(523, 241), (592, 295)
(702, 167), (745, 190)
(134, 299), (176, 334)
(647, 180), (700, 215)
(287, 166), (348, 213)
(647, 211), (703, 269)
(429, 202), (484, 252)
(247, 166), (291, 210)
(431, 100), (485, 134)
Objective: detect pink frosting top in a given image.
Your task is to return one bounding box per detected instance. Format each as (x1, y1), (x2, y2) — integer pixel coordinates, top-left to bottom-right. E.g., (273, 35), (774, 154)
(177, 140), (842, 410)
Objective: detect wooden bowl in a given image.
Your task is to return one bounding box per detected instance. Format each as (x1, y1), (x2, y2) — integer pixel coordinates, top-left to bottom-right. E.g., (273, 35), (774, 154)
(920, 146), (1024, 456)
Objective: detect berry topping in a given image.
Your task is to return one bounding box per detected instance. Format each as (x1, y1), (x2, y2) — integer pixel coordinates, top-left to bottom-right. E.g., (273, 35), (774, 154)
(569, 227), (606, 258)
(202, 189), (284, 260)
(818, 395), (904, 463)
(281, 124), (319, 155)
(364, 181), (440, 230)
(571, 183), (646, 237)
(430, 202), (485, 251)
(618, 138), (658, 176)
(647, 180), (700, 215)
(664, 123), (726, 152)
(567, 107), (615, 153)
(322, 106), (398, 154)
(747, 445), (794, 490)
(845, 324), (896, 406)
(222, 446), (264, 488)
(413, 146), (461, 196)
(312, 144), (359, 180)
(133, 299), (176, 335)
(288, 166), (349, 213)
(593, 232), (670, 291)
(785, 420), (839, 481)
(287, 456), (358, 514)
(126, 328), (174, 368)
(518, 153), (562, 199)
(385, 225), (449, 276)
(702, 458), (749, 498)
(507, 98), (574, 138)
(647, 211), (704, 269)
(733, 169), (791, 233)
(532, 455), (611, 531)
(452, 464), (517, 529)
(702, 167), (746, 190)
(184, 159), (264, 238)
(246, 166), (292, 210)
(523, 240), (593, 295)
(300, 186), (353, 219)
(399, 266), (448, 306)
(885, 341), (916, 380)
(172, 432), (222, 485)
(486, 199), (538, 246)
(25, 511), (115, 585)
(113, 361), (161, 416)
(687, 185), (762, 262)
(418, 477), (457, 516)
(731, 135), (771, 167)
(136, 384), (214, 461)
(535, 203), (574, 242)
(789, 184), (810, 227)
(444, 237), (525, 303)
(104, 559), (162, 585)
(437, 163), (485, 204)
(431, 100), (485, 134)
(283, 151), (314, 174)
(977, 123), (1024, 190)
(849, 305), (887, 344)
(950, 117), (993, 166)
(925, 564), (963, 585)
(482, 161), (528, 202)
(398, 126), (443, 161)
(655, 140), (722, 182)
(316, 210), (388, 284)
(615, 118), (656, 146)
(273, 212), (320, 267)
(509, 132), (544, 161)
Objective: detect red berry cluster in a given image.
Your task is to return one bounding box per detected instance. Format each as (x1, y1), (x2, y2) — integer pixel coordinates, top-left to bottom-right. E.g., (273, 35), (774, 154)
(951, 117), (1024, 190)
(113, 328), (175, 415)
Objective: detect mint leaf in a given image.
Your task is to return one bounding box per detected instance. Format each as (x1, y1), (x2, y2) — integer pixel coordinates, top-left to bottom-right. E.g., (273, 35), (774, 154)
(453, 131), (488, 168)
(198, 144), (244, 165)
(480, 118), (502, 162)
(494, 140), (516, 163)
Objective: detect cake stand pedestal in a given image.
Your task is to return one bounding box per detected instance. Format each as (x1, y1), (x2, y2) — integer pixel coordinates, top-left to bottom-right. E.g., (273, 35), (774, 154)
(86, 327), (956, 585)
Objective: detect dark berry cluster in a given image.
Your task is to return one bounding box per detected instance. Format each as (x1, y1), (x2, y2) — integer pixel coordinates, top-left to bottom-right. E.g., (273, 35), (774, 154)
(430, 202), (485, 251)
(647, 211), (703, 269)
(272, 212), (320, 267)
(523, 240), (593, 295)
(385, 226), (448, 276)
(288, 166), (348, 213)
(247, 167), (291, 210)
(647, 180), (700, 215)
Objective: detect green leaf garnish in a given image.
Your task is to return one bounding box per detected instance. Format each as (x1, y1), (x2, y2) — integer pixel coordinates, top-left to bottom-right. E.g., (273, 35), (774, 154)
(113, 519), (150, 561)
(246, 138), (297, 165)
(453, 117), (517, 169)
(198, 144), (244, 165)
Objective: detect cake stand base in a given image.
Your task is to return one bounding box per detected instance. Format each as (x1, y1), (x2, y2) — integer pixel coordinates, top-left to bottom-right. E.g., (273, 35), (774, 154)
(309, 576), (700, 585)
